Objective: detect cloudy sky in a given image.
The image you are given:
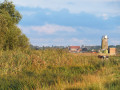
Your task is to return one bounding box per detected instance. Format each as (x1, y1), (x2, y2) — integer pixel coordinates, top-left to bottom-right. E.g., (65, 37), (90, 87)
(1, 0), (120, 46)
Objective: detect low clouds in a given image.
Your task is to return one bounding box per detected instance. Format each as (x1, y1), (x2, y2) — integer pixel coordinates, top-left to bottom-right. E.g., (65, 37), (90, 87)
(19, 24), (76, 34)
(20, 11), (37, 16)
(19, 24), (120, 46)
(102, 14), (109, 20)
(30, 38), (91, 46)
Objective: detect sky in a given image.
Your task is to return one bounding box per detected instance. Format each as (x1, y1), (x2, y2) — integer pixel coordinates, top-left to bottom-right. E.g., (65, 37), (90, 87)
(1, 0), (120, 46)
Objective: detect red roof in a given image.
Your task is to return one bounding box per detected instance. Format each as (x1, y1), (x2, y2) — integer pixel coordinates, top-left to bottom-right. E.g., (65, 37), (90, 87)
(69, 46), (80, 49)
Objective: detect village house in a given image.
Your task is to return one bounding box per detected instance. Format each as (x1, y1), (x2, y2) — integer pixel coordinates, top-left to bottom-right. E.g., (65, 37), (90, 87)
(109, 48), (116, 55)
(68, 46), (81, 53)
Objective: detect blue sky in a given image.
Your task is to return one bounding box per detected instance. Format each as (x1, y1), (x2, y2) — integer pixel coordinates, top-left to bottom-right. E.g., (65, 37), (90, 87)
(1, 0), (120, 46)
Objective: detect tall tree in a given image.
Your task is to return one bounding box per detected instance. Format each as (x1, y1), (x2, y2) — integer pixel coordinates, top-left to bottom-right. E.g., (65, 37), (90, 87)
(0, 0), (29, 50)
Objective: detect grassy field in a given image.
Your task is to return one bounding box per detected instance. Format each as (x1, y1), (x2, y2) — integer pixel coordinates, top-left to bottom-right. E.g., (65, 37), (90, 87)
(0, 49), (120, 90)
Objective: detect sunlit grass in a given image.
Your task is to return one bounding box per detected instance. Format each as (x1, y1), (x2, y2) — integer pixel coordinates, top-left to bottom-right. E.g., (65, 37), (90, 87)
(0, 49), (119, 89)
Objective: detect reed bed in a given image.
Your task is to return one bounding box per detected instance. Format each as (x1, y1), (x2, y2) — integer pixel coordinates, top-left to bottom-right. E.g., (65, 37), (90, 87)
(0, 49), (120, 90)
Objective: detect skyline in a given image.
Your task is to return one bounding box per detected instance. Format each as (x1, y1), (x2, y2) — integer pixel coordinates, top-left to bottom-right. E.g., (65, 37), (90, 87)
(1, 0), (120, 46)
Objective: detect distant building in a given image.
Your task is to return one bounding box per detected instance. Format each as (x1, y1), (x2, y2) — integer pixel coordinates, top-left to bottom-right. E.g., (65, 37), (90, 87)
(109, 48), (116, 55)
(101, 35), (109, 54)
(68, 46), (81, 53)
(101, 35), (108, 50)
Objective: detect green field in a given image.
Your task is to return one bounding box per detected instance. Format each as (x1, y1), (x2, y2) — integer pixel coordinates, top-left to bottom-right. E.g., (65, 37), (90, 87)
(0, 49), (120, 90)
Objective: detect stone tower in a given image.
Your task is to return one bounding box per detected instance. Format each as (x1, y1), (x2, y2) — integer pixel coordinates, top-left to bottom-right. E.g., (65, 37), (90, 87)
(101, 35), (108, 50)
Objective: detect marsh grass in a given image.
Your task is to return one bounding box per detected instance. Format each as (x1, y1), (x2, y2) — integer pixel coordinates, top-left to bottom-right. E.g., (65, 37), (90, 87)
(0, 49), (120, 89)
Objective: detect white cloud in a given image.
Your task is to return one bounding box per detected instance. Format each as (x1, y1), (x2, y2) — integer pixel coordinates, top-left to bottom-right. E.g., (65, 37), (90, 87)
(110, 39), (120, 45)
(30, 38), (91, 46)
(102, 14), (109, 20)
(69, 38), (91, 45)
(45, 12), (51, 15)
(3, 0), (119, 18)
(20, 11), (37, 16)
(78, 27), (101, 34)
(19, 24), (120, 46)
(18, 25), (31, 34)
(19, 24), (76, 34)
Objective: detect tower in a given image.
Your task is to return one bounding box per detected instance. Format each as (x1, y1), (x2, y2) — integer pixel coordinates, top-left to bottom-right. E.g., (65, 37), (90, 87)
(101, 35), (108, 50)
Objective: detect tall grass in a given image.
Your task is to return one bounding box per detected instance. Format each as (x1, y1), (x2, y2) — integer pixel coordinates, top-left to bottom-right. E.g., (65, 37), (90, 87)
(0, 49), (120, 89)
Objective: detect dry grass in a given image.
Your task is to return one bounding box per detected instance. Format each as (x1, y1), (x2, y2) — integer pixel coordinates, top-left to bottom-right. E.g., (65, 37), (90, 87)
(0, 49), (119, 90)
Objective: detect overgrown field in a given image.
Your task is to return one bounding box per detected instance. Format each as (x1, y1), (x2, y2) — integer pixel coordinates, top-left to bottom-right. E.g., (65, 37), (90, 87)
(0, 49), (120, 90)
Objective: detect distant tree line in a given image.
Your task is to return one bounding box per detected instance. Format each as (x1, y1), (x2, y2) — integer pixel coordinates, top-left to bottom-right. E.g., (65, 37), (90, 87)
(0, 0), (29, 50)
(116, 45), (120, 53)
(30, 45), (66, 50)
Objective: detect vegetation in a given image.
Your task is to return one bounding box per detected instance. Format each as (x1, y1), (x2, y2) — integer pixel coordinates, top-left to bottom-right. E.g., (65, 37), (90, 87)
(0, 0), (29, 50)
(0, 0), (120, 90)
(0, 49), (120, 90)
(116, 45), (120, 54)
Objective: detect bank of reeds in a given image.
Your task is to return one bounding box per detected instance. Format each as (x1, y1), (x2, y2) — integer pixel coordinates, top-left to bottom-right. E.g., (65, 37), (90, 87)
(0, 49), (120, 90)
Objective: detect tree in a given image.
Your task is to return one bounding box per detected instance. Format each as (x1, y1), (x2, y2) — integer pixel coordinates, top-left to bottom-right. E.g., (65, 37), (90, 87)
(0, 0), (22, 24)
(0, 10), (9, 49)
(0, 0), (29, 50)
(18, 34), (29, 49)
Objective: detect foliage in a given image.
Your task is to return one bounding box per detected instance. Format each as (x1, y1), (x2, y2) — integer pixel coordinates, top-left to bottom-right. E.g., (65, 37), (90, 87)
(0, 0), (29, 50)
(0, 0), (22, 24)
(116, 45), (120, 54)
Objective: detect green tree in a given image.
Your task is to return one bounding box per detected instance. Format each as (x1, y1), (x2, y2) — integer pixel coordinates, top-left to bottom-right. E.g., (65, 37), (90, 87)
(18, 34), (29, 49)
(0, 10), (9, 49)
(0, 0), (22, 24)
(0, 0), (29, 50)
